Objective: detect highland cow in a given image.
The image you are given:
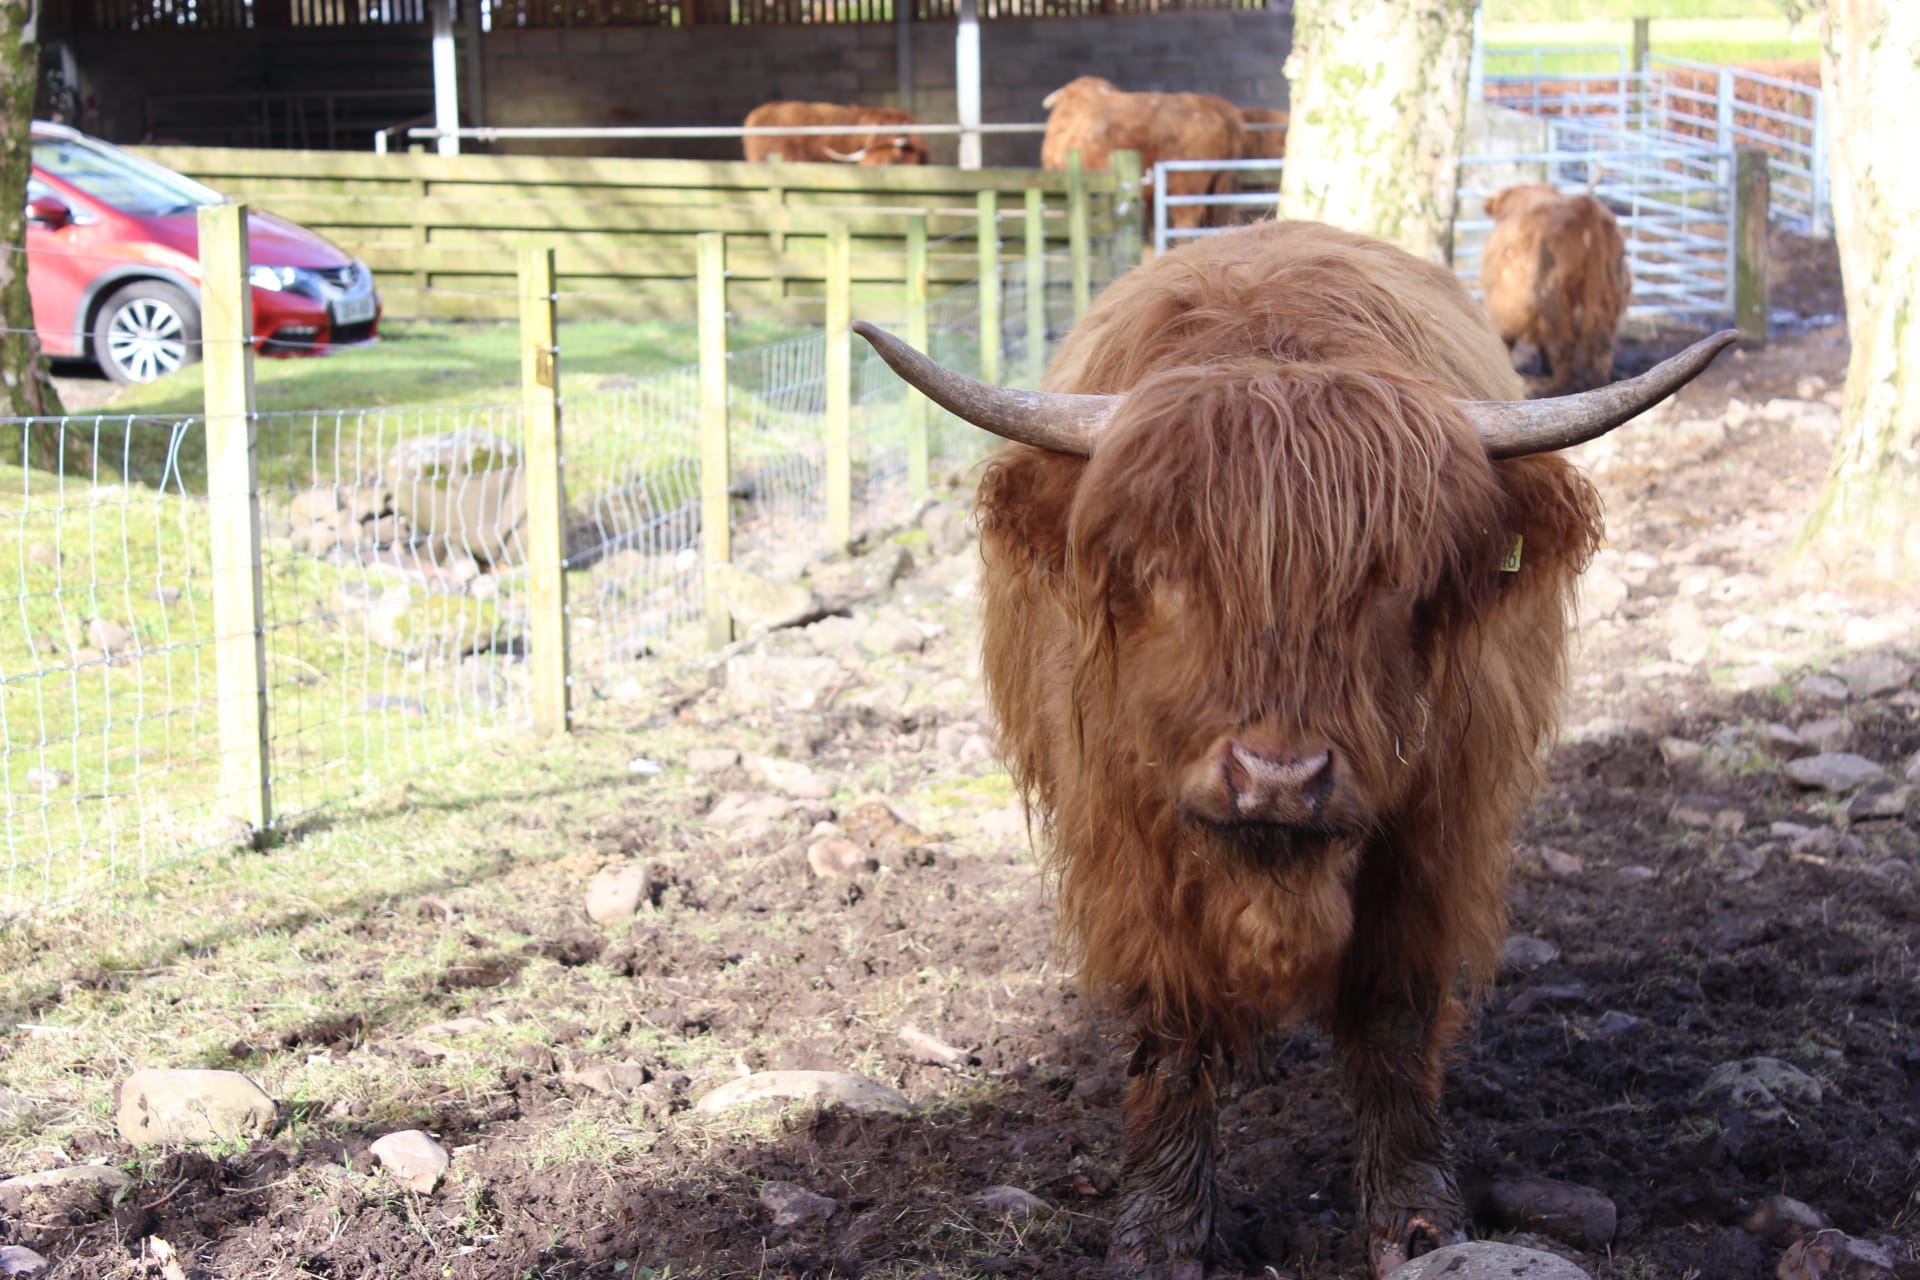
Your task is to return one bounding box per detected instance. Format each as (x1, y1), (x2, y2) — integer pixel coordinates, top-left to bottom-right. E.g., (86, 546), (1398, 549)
(1039, 76), (1245, 231)
(1479, 183), (1634, 394)
(741, 101), (928, 165)
(855, 220), (1731, 1276)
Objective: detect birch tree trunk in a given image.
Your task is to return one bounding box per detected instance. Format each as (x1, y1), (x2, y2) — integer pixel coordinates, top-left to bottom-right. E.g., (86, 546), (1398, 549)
(1, 0), (66, 437)
(1805, 0), (1920, 575)
(1277, 0), (1477, 264)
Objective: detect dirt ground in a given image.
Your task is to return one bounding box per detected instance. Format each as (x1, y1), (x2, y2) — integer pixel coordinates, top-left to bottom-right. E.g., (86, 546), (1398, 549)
(3, 231), (1917, 1280)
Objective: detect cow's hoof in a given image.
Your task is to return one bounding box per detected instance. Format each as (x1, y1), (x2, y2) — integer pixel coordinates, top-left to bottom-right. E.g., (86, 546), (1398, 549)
(1368, 1213), (1465, 1278)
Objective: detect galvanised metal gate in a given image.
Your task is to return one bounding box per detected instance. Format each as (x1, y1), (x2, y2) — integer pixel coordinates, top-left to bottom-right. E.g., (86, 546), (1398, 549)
(1155, 118), (1737, 326)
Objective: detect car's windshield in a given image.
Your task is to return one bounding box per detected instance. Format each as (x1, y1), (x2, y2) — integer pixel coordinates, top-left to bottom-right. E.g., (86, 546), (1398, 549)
(32, 134), (224, 216)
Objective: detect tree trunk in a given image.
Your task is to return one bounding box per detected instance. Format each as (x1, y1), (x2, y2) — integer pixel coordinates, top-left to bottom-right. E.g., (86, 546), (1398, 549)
(0, 0), (66, 439)
(1277, 0), (1477, 265)
(1806, 0), (1920, 576)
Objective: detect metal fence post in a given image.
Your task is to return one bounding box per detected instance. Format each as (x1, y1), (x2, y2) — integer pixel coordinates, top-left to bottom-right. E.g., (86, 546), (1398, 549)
(1734, 146), (1770, 345)
(905, 215), (930, 499)
(826, 225), (853, 549)
(199, 203), (271, 840)
(1716, 66), (1735, 150)
(1068, 151), (1091, 320)
(1112, 149), (1144, 275)
(1024, 188), (1046, 388)
(519, 247), (568, 735)
(977, 190), (1000, 384)
(697, 233), (733, 649)
(1810, 91), (1829, 237)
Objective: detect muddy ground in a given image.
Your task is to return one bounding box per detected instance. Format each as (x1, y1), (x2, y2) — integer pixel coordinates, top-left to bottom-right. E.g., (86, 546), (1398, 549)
(2, 231), (1917, 1279)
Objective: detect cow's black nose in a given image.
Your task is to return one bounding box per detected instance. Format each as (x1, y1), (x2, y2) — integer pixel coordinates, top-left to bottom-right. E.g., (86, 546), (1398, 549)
(1224, 742), (1335, 825)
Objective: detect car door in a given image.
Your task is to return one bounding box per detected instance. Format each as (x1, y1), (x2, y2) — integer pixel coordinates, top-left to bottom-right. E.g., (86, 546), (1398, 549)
(24, 175), (102, 360)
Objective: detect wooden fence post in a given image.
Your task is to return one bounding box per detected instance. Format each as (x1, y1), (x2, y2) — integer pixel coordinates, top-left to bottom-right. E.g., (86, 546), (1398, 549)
(1734, 146), (1770, 345)
(697, 232), (733, 649)
(519, 247), (568, 735)
(906, 214), (930, 498)
(1631, 17), (1650, 73)
(1024, 188), (1046, 388)
(1068, 151), (1092, 320)
(199, 203), (271, 840)
(826, 225), (853, 549)
(1111, 149), (1144, 276)
(977, 190), (1000, 384)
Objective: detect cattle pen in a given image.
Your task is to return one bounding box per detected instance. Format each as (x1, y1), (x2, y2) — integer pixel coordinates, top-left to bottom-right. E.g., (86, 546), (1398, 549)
(1, 154), (1141, 919)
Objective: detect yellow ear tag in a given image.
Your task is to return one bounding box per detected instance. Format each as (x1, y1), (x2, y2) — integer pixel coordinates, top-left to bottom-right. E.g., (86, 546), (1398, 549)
(1501, 533), (1524, 574)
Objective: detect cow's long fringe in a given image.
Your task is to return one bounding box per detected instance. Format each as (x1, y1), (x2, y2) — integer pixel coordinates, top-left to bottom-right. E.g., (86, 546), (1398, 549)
(977, 220), (1604, 1061)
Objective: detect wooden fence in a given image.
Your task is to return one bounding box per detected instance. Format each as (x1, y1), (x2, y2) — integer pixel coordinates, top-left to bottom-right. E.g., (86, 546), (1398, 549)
(136, 147), (1131, 322)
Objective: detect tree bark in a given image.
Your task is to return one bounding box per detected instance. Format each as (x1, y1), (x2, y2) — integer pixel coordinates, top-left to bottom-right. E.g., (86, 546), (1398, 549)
(1806, 0), (1920, 576)
(0, 0), (66, 436)
(1277, 0), (1477, 265)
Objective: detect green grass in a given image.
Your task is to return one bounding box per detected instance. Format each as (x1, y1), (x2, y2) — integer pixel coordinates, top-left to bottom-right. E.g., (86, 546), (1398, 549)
(1482, 6), (1819, 72)
(1485, 0), (1799, 21)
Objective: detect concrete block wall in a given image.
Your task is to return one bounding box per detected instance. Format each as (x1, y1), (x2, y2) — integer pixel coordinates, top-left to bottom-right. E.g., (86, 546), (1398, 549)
(481, 7), (1293, 167)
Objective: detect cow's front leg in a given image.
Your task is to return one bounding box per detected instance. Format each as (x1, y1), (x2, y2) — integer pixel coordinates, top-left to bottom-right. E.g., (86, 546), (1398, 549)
(1106, 1040), (1221, 1277)
(1332, 985), (1468, 1278)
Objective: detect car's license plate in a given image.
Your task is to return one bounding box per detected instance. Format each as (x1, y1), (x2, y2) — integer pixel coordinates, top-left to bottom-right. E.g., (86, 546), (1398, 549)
(332, 291), (376, 326)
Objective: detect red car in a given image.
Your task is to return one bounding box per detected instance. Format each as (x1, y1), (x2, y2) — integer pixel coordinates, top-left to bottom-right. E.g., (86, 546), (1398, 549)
(26, 121), (381, 384)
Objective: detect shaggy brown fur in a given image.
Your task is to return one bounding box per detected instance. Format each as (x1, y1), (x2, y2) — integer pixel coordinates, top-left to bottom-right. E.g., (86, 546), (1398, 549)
(741, 101), (928, 165)
(1479, 183), (1633, 394)
(976, 220), (1604, 1275)
(1039, 76), (1245, 231)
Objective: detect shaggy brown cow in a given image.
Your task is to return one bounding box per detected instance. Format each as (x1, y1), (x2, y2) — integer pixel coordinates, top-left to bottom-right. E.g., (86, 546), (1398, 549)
(741, 101), (928, 166)
(854, 220), (1731, 1276)
(1039, 76), (1245, 231)
(1479, 183), (1633, 394)
(1237, 105), (1289, 160)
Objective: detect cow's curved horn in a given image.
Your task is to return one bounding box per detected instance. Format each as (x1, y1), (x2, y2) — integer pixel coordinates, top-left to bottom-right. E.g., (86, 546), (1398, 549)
(824, 145), (868, 163)
(1465, 330), (1739, 459)
(853, 321), (1117, 456)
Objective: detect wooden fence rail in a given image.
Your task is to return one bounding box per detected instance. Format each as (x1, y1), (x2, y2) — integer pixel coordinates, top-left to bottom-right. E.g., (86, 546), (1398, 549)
(138, 147), (1125, 322)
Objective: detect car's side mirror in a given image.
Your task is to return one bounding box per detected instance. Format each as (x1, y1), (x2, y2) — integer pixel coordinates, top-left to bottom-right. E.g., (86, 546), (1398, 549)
(25, 194), (73, 229)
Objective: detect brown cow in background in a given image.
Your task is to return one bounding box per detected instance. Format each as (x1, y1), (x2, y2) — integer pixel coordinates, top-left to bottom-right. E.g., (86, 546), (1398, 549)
(1039, 76), (1244, 230)
(742, 101), (928, 165)
(1479, 183), (1633, 394)
(853, 220), (1733, 1275)
(1237, 105), (1289, 160)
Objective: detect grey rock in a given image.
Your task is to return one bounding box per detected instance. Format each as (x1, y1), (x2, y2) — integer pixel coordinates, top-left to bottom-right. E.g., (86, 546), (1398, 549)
(1615, 865), (1658, 883)
(354, 584), (505, 658)
(1797, 674), (1851, 703)
(0, 1246), (49, 1276)
(1698, 1056), (1822, 1120)
(1783, 753), (1887, 793)
(725, 655), (845, 712)
(1725, 662), (1781, 692)
(1777, 1230), (1897, 1280)
(1505, 984), (1587, 1016)
(859, 543), (915, 594)
(1847, 783), (1912, 823)
(1480, 1176), (1617, 1250)
(860, 612), (927, 657)
(369, 1129), (451, 1193)
(25, 541), (59, 568)
(86, 617), (133, 654)
(807, 837), (878, 879)
(1395, 1242), (1591, 1279)
(1759, 723), (1804, 758)
(920, 503), (973, 556)
(1724, 841), (1770, 881)
(116, 1068), (277, 1144)
(1796, 716), (1853, 753)
(759, 1180), (838, 1227)
(972, 1185), (1051, 1217)
(387, 430), (526, 564)
(687, 747), (742, 774)
(1743, 1193), (1828, 1244)
(586, 863), (650, 924)
(1829, 655), (1913, 699)
(1577, 564), (1629, 621)
(1658, 737), (1704, 767)
(899, 1026), (978, 1068)
(0, 1164), (135, 1224)
(24, 767), (70, 791)
(694, 1070), (911, 1116)
(1594, 1010), (1643, 1037)
(711, 564), (822, 636)
(755, 757), (835, 800)
(1501, 936), (1560, 971)
(561, 1060), (652, 1096)
(707, 792), (794, 829)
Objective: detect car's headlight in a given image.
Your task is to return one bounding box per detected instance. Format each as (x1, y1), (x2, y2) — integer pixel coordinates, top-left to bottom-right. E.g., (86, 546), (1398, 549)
(249, 264), (298, 292)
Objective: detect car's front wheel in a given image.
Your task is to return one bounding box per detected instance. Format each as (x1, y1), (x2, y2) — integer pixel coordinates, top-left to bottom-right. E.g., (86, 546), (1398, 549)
(92, 281), (201, 384)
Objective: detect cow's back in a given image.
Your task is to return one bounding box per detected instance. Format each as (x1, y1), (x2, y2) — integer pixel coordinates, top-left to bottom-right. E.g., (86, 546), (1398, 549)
(1481, 187), (1631, 392)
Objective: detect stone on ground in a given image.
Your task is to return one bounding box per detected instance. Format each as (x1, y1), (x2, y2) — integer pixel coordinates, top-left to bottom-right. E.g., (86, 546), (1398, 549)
(0, 1245), (49, 1276)
(755, 756), (835, 800)
(1698, 1056), (1822, 1120)
(1743, 1193), (1828, 1244)
(1480, 1176), (1617, 1249)
(687, 747), (742, 774)
(972, 1185), (1050, 1217)
(807, 837), (878, 879)
(694, 1070), (910, 1116)
(1783, 753), (1886, 793)
(711, 564), (822, 636)
(0, 1165), (135, 1222)
(116, 1069), (277, 1144)
(1828, 656), (1912, 699)
(1847, 784), (1911, 823)
(759, 1180), (837, 1226)
(1395, 1242), (1591, 1279)
(585, 863), (650, 924)
(369, 1129), (451, 1193)
(1776, 1229), (1898, 1280)
(1501, 936), (1560, 971)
